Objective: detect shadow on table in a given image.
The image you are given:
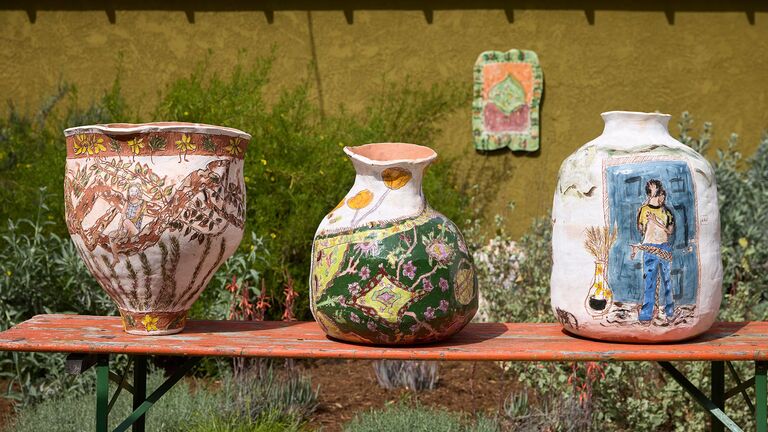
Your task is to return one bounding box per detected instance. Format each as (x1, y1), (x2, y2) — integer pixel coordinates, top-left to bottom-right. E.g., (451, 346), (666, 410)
(323, 322), (511, 349)
(179, 319), (311, 335)
(558, 321), (752, 345)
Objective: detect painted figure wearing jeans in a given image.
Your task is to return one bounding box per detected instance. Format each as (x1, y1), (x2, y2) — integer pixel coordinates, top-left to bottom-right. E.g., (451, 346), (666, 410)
(630, 180), (675, 322)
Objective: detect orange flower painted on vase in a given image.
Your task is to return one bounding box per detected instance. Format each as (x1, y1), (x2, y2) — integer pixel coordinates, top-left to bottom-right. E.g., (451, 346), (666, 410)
(382, 167), (412, 190)
(347, 189), (373, 209)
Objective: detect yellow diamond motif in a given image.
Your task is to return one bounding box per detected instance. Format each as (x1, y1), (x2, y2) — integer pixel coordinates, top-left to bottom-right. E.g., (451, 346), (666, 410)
(355, 275), (415, 323)
(454, 260), (475, 306)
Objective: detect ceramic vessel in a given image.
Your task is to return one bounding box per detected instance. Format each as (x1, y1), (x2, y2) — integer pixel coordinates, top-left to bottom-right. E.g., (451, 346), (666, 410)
(309, 143), (478, 345)
(551, 111), (722, 343)
(64, 122), (249, 335)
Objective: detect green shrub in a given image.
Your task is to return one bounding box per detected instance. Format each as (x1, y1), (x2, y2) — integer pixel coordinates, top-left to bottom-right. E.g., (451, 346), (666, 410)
(4, 366), (316, 432)
(5, 372), (217, 432)
(0, 189), (114, 327)
(0, 79), (130, 233)
(224, 363), (318, 424)
(343, 403), (500, 432)
(0, 189), (115, 405)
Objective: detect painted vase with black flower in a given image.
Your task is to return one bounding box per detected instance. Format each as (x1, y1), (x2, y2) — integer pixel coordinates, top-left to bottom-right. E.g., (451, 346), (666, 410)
(309, 143), (478, 345)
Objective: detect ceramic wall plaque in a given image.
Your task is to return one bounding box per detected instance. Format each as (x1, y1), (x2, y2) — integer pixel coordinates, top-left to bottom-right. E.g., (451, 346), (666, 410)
(473, 49), (543, 152)
(309, 143), (478, 345)
(64, 122), (249, 335)
(551, 111), (722, 343)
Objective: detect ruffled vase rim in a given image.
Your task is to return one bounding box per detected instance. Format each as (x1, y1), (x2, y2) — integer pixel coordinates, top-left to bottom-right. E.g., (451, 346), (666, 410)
(63, 122), (252, 140)
(344, 143), (437, 166)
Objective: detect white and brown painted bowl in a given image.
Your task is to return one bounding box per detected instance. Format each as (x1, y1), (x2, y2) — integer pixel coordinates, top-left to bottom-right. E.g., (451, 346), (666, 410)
(63, 122), (249, 335)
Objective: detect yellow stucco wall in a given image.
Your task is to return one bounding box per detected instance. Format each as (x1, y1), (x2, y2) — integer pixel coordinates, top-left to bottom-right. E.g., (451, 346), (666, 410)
(1, 8), (767, 236)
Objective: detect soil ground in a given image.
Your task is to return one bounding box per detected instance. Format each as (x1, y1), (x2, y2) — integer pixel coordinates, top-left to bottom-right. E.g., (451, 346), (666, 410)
(0, 381), (14, 430)
(304, 360), (507, 431)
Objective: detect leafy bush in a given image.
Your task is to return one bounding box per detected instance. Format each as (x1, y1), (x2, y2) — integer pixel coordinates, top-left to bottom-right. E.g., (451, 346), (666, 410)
(224, 362), (318, 424)
(0, 79), (130, 232)
(343, 403), (500, 432)
(4, 367), (316, 432)
(0, 189), (114, 327)
(0, 189), (115, 405)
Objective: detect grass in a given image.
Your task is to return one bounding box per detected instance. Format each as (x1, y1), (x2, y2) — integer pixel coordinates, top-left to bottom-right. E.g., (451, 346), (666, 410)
(4, 367), (315, 432)
(342, 403), (500, 432)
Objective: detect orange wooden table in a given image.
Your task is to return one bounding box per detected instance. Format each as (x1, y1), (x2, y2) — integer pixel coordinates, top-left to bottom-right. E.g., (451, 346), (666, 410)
(2, 315), (767, 432)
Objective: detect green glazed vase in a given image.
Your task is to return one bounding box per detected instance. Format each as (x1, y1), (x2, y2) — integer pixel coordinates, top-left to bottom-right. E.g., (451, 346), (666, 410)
(309, 143), (478, 345)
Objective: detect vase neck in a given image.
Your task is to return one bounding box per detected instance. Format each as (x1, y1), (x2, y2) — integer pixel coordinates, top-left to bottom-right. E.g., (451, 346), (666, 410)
(600, 111), (672, 142)
(349, 163), (426, 210)
(316, 143), (436, 235)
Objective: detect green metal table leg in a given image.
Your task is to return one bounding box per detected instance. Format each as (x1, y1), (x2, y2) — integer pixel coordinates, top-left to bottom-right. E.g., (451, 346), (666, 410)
(113, 357), (200, 432)
(712, 361), (725, 432)
(133, 356), (147, 432)
(757, 361), (767, 432)
(96, 355), (109, 432)
(658, 361), (743, 432)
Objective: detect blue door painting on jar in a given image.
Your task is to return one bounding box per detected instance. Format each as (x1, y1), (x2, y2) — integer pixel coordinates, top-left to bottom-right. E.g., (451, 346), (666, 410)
(601, 160), (699, 327)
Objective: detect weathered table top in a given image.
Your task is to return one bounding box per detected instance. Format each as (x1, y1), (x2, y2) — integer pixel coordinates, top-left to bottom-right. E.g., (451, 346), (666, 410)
(1, 315), (767, 361)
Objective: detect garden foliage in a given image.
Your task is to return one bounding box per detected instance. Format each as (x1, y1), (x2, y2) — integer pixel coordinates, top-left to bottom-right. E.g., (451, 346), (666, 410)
(343, 402), (500, 432)
(0, 189), (115, 405)
(4, 368), (316, 432)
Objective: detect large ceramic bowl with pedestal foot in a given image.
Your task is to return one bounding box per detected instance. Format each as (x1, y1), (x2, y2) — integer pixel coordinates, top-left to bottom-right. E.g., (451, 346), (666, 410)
(64, 122), (249, 335)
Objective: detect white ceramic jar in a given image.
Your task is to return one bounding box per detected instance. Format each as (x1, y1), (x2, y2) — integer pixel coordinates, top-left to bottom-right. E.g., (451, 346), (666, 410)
(551, 111), (722, 342)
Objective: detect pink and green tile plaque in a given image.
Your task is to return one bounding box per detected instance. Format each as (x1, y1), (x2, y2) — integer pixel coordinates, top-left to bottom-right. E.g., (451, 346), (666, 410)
(473, 50), (543, 152)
